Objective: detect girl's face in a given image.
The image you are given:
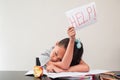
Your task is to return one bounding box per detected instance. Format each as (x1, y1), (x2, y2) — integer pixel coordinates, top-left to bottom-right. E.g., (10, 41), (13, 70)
(50, 45), (65, 62)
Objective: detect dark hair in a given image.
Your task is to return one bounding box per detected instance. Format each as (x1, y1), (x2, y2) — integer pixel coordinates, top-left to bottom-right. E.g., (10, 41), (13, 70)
(58, 38), (84, 66)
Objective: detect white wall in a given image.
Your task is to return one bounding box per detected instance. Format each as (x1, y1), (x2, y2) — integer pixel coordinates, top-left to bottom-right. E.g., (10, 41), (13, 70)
(0, 0), (120, 71)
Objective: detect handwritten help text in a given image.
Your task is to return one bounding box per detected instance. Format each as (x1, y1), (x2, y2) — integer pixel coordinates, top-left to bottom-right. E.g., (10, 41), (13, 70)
(65, 2), (97, 30)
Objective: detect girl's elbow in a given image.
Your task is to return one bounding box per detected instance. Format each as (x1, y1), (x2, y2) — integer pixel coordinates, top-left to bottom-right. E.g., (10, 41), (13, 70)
(84, 65), (90, 72)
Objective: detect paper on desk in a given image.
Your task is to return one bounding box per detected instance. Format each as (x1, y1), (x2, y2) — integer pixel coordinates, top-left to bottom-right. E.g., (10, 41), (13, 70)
(25, 69), (110, 78)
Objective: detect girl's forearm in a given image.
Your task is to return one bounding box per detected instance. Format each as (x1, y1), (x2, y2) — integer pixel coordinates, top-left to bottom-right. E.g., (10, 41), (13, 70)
(61, 38), (75, 68)
(46, 61), (66, 73)
(53, 65), (66, 73)
(67, 64), (90, 72)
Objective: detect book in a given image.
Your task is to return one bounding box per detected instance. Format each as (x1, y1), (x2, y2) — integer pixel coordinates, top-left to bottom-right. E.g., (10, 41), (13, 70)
(58, 75), (94, 80)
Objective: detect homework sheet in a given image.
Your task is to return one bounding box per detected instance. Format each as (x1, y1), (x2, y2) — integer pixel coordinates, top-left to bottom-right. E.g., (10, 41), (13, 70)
(25, 69), (109, 78)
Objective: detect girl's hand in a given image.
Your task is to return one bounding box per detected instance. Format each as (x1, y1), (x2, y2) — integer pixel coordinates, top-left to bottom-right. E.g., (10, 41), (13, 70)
(67, 26), (76, 39)
(46, 63), (55, 73)
(46, 61), (68, 73)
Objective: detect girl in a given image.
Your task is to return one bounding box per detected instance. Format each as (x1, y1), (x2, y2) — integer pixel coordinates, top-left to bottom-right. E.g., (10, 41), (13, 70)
(39, 26), (89, 73)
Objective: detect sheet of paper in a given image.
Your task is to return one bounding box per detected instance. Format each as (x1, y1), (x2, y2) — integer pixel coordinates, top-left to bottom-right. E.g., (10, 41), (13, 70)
(65, 2), (97, 30)
(25, 69), (110, 78)
(45, 69), (110, 78)
(25, 70), (34, 76)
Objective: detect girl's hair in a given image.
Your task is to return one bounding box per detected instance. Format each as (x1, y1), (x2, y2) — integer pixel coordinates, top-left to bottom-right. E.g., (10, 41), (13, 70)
(58, 38), (83, 66)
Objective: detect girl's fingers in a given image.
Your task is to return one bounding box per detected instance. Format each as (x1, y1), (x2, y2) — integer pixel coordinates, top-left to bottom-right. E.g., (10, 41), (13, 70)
(68, 28), (75, 33)
(68, 29), (76, 35)
(67, 26), (76, 38)
(68, 27), (74, 31)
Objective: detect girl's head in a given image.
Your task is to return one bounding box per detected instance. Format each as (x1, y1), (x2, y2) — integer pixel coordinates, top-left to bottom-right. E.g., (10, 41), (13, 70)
(50, 38), (69, 62)
(50, 38), (83, 65)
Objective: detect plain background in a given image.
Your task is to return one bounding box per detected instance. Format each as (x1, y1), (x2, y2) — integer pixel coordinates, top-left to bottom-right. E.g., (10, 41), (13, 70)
(0, 0), (120, 71)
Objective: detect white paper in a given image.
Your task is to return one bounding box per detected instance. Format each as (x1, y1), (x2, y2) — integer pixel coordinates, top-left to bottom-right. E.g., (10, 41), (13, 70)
(25, 69), (110, 78)
(65, 2), (97, 30)
(25, 70), (34, 76)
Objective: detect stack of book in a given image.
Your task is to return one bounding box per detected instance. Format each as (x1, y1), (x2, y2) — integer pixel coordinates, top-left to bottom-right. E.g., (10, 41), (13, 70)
(58, 74), (95, 80)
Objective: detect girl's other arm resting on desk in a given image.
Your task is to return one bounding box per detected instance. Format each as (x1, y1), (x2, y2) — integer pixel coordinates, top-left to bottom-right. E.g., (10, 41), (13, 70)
(47, 60), (89, 72)
(67, 60), (90, 72)
(46, 62), (66, 73)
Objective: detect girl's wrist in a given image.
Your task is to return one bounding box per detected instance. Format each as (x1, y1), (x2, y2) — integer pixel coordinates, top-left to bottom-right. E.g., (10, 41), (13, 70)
(69, 37), (75, 41)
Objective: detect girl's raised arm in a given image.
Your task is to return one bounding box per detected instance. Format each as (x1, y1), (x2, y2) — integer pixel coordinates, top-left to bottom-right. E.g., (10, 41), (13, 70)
(52, 27), (76, 69)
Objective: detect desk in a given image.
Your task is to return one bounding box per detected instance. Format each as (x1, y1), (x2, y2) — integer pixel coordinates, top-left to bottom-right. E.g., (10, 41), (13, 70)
(0, 71), (52, 80)
(0, 71), (120, 80)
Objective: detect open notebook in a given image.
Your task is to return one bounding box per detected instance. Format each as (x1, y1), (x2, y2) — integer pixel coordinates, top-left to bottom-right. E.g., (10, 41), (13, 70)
(25, 69), (110, 79)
